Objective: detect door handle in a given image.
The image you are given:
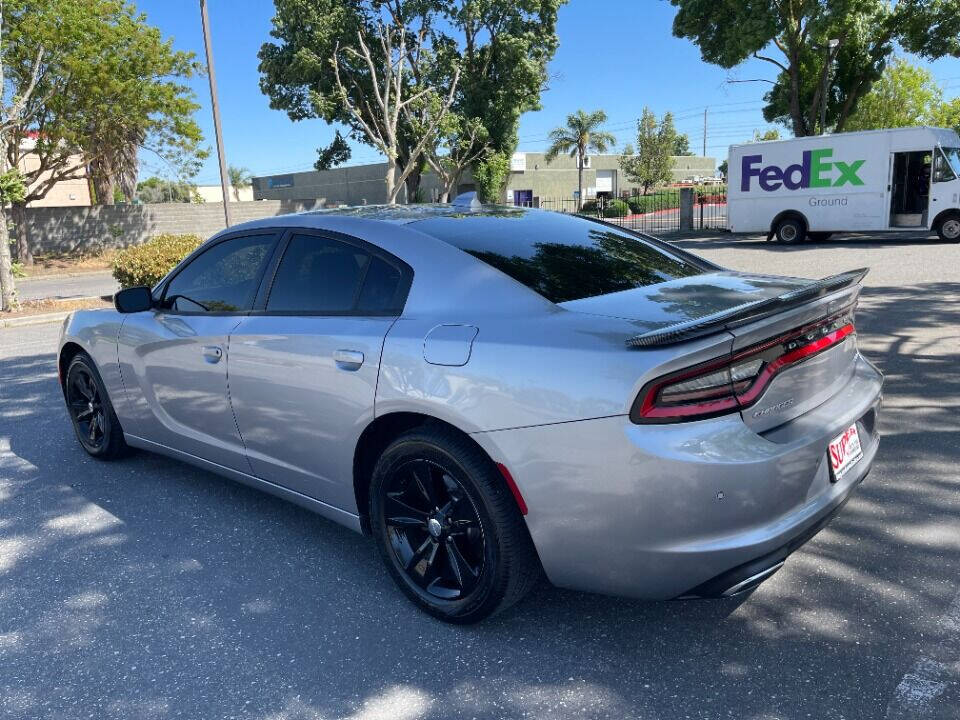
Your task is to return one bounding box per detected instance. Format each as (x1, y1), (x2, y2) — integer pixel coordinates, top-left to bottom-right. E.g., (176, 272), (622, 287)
(334, 349), (364, 371)
(202, 345), (223, 363)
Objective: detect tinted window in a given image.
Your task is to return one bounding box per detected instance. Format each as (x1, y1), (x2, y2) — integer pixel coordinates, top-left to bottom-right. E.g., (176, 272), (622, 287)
(267, 234), (404, 314)
(410, 210), (702, 303)
(164, 234), (275, 312)
(356, 256), (404, 313)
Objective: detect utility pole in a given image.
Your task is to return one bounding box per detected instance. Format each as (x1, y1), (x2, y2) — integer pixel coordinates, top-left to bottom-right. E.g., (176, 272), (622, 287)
(199, 0), (232, 227)
(703, 108), (708, 157)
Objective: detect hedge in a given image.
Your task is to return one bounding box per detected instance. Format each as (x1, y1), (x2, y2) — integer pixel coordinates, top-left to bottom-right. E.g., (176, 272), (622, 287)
(112, 233), (203, 289)
(602, 199), (631, 217)
(626, 190), (681, 215)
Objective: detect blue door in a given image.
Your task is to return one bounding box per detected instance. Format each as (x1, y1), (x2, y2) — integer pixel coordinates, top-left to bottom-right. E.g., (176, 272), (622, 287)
(513, 190), (533, 207)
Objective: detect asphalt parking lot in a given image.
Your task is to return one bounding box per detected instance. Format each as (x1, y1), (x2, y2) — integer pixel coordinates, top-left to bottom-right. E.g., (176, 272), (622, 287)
(1, 232), (958, 720)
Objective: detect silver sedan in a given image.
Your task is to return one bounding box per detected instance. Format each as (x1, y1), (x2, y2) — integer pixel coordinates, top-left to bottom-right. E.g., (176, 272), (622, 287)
(58, 200), (882, 623)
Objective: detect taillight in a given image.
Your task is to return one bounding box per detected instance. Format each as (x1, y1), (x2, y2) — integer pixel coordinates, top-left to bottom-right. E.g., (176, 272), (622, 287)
(631, 309), (855, 423)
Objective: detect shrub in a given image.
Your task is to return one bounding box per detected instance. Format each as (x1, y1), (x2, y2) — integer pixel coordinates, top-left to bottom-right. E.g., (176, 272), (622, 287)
(626, 190), (681, 215)
(112, 233), (203, 289)
(580, 199), (599, 213)
(602, 199), (630, 218)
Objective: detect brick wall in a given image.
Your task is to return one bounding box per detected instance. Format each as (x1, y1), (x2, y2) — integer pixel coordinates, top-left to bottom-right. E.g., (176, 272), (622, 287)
(23, 200), (323, 255)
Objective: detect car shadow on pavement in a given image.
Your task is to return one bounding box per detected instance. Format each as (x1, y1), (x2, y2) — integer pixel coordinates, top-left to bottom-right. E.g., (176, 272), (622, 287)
(0, 281), (958, 720)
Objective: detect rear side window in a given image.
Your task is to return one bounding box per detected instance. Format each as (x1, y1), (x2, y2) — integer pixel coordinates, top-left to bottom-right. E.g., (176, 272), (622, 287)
(163, 234), (275, 313)
(266, 234), (407, 314)
(410, 210), (701, 303)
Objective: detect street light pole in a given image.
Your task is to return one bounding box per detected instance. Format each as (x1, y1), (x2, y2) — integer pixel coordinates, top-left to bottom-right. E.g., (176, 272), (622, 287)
(199, 0), (232, 227)
(820, 38), (840, 136)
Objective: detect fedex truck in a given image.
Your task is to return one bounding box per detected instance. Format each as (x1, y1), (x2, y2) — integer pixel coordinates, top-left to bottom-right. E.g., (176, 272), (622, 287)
(727, 126), (960, 243)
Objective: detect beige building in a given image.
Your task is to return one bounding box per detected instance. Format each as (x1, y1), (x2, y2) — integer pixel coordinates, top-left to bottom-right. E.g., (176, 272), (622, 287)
(503, 152), (716, 206)
(253, 152), (716, 206)
(17, 137), (91, 207)
(195, 184), (255, 203)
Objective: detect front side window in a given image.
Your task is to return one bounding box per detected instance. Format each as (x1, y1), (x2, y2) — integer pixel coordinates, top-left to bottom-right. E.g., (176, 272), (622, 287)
(163, 234), (275, 313)
(266, 234), (407, 314)
(934, 147), (960, 182)
(410, 209), (702, 303)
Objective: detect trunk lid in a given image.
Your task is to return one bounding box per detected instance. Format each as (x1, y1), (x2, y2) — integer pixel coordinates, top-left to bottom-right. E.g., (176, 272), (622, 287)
(563, 269), (866, 432)
(727, 280), (862, 432)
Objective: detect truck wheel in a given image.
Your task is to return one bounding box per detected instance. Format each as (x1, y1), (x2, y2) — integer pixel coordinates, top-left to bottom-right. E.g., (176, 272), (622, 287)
(937, 215), (960, 243)
(774, 217), (806, 244)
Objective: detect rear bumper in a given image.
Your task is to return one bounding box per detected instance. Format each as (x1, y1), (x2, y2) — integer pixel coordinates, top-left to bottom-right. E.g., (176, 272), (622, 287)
(472, 354), (882, 600)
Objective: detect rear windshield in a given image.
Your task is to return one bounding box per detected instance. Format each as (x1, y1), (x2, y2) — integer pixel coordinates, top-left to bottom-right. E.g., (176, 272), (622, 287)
(410, 210), (702, 303)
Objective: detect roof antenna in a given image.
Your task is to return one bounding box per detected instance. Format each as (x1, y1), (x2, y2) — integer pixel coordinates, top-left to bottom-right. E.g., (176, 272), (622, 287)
(452, 191), (482, 210)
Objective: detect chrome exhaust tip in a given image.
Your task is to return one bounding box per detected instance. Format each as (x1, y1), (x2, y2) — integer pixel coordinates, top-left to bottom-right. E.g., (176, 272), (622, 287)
(720, 561), (785, 597)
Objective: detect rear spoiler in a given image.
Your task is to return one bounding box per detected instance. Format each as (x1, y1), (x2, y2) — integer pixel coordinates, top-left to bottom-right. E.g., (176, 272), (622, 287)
(626, 268), (869, 348)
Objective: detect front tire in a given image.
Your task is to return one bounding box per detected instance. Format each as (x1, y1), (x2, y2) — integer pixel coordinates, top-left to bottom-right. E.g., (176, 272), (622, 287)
(774, 216), (806, 244)
(937, 214), (960, 243)
(64, 353), (128, 459)
(369, 426), (540, 623)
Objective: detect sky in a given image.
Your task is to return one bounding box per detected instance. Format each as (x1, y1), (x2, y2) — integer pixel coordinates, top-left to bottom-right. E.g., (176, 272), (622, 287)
(136, 0), (960, 186)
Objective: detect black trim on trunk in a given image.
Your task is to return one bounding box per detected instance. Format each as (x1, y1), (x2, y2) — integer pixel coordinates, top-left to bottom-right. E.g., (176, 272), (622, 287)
(626, 268), (869, 348)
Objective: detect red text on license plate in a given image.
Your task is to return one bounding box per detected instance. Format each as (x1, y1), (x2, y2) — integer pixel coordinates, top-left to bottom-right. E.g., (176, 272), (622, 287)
(829, 424), (863, 481)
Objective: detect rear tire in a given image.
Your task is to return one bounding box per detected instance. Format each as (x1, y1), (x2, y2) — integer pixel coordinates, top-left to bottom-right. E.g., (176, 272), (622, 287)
(64, 353), (128, 460)
(937, 214), (960, 243)
(774, 216), (806, 244)
(369, 425), (540, 624)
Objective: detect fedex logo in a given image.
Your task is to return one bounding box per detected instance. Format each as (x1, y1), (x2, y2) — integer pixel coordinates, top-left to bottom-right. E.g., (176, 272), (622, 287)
(741, 148), (865, 192)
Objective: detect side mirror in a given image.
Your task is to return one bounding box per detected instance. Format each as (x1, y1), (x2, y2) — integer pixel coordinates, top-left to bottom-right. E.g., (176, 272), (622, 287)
(114, 286), (154, 314)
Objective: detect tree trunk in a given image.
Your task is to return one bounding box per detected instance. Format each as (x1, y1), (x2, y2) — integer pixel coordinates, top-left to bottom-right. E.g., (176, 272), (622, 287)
(405, 164), (422, 204)
(385, 156), (398, 205)
(11, 202), (32, 266)
(0, 205), (16, 311)
(577, 158), (583, 211)
(90, 158), (116, 206)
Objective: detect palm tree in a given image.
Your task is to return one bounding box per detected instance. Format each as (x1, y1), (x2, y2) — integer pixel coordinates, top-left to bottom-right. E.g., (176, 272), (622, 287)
(545, 109), (616, 209)
(227, 165), (251, 201)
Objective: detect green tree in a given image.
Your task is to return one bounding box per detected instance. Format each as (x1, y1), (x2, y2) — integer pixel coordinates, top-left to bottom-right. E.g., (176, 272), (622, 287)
(472, 150), (510, 204)
(314, 130), (352, 171)
(846, 58), (942, 130)
(671, 0), (960, 136)
(673, 133), (693, 156)
(931, 97), (960, 135)
(260, 0), (563, 204)
(260, 0), (459, 204)
(753, 128), (781, 142)
(423, 114), (489, 202)
(227, 165), (251, 201)
(442, 0), (564, 201)
(3, 0), (205, 270)
(136, 177), (197, 204)
(620, 107), (677, 195)
(544, 109), (616, 209)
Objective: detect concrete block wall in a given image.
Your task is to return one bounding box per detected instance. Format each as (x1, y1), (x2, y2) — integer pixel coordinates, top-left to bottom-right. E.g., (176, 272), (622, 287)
(23, 200), (322, 255)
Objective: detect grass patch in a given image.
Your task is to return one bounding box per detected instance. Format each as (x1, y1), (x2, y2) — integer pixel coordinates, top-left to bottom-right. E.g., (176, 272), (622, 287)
(18, 249), (120, 277)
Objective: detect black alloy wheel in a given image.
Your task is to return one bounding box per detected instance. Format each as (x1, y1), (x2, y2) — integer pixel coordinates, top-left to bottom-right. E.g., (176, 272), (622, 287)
(370, 426), (540, 623)
(383, 458), (486, 601)
(65, 354), (127, 459)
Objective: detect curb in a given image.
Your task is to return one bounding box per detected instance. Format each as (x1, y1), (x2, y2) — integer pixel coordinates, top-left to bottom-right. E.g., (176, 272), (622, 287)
(0, 311), (72, 329)
(18, 269), (115, 282)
